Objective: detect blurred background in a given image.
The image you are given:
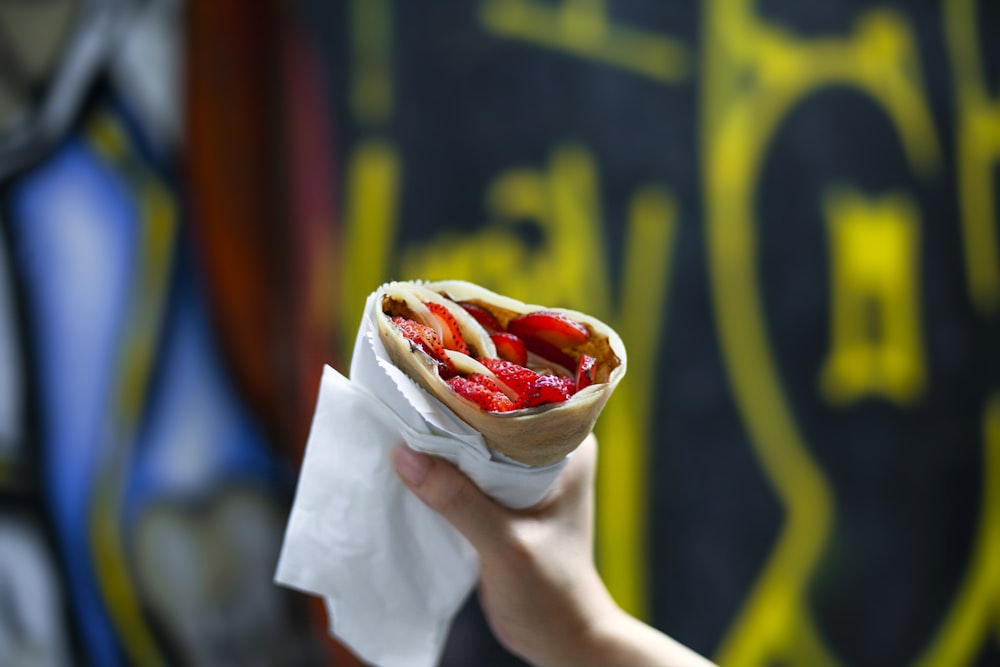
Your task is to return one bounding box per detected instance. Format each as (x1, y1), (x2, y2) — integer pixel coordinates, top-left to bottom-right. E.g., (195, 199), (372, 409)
(0, 0), (997, 665)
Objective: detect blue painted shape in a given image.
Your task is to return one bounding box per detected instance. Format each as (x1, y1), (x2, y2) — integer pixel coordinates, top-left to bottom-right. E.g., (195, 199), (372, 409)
(8, 132), (136, 667)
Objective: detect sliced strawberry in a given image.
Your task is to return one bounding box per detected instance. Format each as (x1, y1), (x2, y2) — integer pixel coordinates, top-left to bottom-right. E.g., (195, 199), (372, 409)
(490, 333), (528, 366)
(519, 335), (577, 372)
(489, 393), (517, 412)
(507, 311), (590, 348)
(392, 316), (457, 378)
(458, 302), (502, 331)
(424, 301), (469, 354)
(447, 376), (516, 412)
(465, 373), (503, 394)
(522, 374), (575, 408)
(478, 358), (539, 399)
(575, 354), (597, 390)
(556, 375), (578, 396)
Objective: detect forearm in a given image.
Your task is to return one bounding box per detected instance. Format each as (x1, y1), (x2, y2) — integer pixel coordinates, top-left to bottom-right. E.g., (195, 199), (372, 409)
(579, 606), (717, 667)
(528, 577), (716, 667)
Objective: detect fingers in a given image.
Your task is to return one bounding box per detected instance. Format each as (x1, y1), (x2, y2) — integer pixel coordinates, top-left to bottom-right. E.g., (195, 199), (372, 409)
(391, 446), (507, 554)
(391, 434), (598, 552)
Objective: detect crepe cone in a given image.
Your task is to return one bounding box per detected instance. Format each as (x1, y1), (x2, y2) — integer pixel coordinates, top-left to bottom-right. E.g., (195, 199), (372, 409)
(373, 280), (626, 466)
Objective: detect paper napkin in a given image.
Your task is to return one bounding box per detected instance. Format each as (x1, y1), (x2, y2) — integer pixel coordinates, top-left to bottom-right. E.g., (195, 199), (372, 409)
(275, 290), (568, 667)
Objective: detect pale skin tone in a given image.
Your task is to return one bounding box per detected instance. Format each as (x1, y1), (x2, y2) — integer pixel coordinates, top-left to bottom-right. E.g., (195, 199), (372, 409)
(391, 434), (718, 667)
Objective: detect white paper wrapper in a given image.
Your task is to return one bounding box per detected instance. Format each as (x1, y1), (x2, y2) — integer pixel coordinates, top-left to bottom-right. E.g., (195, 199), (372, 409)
(274, 290), (569, 667)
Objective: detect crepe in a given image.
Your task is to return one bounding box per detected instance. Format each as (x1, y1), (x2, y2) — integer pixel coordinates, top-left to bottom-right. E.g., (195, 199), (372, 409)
(373, 280), (626, 466)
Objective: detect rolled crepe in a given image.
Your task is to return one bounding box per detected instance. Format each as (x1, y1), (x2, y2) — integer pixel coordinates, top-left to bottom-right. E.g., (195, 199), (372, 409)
(374, 280), (626, 466)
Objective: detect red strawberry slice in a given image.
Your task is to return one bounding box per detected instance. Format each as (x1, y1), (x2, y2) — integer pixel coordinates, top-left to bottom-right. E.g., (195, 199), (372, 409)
(478, 358), (539, 399)
(458, 302), (502, 331)
(507, 311), (590, 348)
(465, 373), (504, 394)
(555, 375), (578, 396)
(522, 374), (575, 408)
(392, 316), (457, 378)
(424, 301), (469, 354)
(575, 354), (597, 390)
(490, 333), (528, 366)
(519, 335), (577, 372)
(447, 376), (516, 412)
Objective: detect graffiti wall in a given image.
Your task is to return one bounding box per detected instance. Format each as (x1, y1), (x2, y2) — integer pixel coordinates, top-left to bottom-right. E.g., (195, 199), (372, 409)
(307, 0), (1000, 665)
(0, 0), (998, 666)
(0, 1), (338, 665)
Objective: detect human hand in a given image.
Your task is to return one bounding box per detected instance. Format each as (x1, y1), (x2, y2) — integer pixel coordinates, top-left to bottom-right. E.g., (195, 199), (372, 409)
(391, 435), (716, 667)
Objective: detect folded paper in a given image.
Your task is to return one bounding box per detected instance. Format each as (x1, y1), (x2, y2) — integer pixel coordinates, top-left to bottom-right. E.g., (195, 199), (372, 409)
(275, 290), (568, 667)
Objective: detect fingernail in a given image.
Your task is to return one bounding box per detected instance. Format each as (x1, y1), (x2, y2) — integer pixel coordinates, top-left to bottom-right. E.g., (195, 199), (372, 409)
(392, 447), (432, 486)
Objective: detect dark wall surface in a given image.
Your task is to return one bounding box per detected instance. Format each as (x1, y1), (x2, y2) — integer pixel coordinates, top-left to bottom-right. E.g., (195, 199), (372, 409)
(306, 1), (1000, 665)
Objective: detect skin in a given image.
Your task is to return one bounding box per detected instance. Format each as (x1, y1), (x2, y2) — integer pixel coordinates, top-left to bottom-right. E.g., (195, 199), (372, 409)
(391, 434), (717, 667)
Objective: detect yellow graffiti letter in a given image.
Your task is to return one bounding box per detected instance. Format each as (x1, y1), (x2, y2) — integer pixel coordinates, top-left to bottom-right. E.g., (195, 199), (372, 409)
(947, 0), (1000, 316)
(479, 0), (689, 83)
(819, 188), (925, 405)
(702, 1), (938, 665)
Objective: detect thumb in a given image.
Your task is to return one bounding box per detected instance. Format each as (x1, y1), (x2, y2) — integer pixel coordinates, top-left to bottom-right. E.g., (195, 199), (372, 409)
(391, 446), (507, 554)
